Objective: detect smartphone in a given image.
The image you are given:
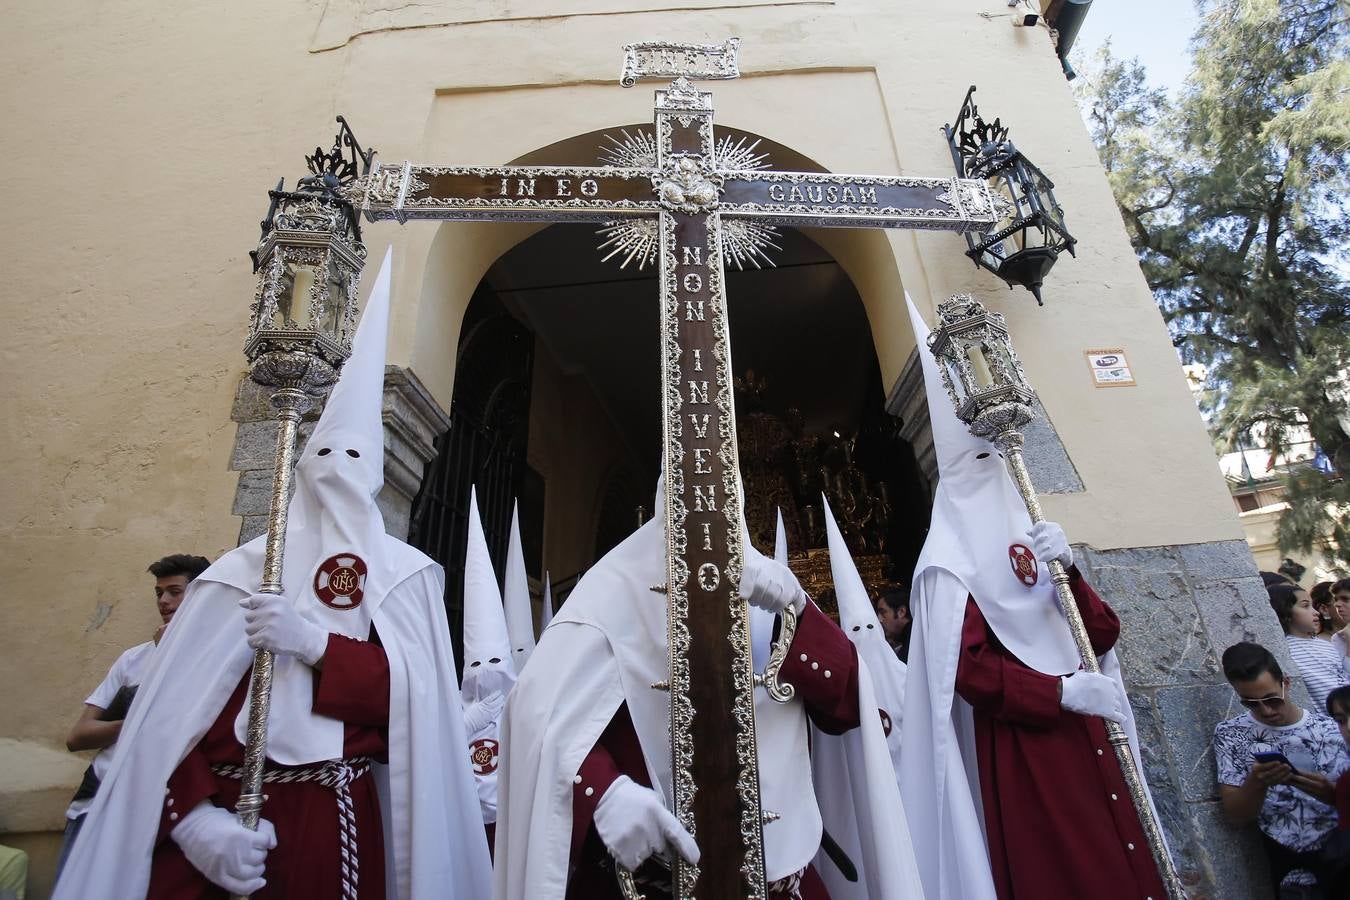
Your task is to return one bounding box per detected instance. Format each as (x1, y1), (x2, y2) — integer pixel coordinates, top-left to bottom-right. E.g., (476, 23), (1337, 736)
(1253, 750), (1299, 772)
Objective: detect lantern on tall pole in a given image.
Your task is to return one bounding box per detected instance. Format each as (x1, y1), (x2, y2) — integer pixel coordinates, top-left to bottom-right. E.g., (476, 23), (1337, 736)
(927, 293), (1185, 899)
(944, 87), (1076, 306)
(234, 117), (374, 854)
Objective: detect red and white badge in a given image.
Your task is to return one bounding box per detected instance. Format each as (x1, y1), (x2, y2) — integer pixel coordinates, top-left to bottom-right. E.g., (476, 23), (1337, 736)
(470, 738), (500, 775)
(1008, 544), (1038, 587)
(878, 708), (893, 738)
(314, 553), (368, 610)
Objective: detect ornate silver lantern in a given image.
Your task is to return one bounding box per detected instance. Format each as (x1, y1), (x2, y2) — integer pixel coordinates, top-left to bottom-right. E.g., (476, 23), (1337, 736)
(233, 118), (374, 856)
(927, 293), (1038, 446)
(246, 116), (373, 397)
(929, 294), (1186, 900)
(944, 86), (1076, 306)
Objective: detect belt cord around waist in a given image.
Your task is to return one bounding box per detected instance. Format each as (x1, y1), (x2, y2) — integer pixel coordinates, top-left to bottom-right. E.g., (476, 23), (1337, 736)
(211, 758), (371, 900)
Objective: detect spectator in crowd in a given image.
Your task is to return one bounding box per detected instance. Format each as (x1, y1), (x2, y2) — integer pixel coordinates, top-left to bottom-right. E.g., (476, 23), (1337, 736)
(1312, 582), (1339, 640)
(1271, 581), (1350, 713)
(55, 554), (211, 877)
(874, 585), (912, 663)
(1334, 580), (1350, 642)
(1325, 686), (1350, 833)
(1215, 641), (1350, 896)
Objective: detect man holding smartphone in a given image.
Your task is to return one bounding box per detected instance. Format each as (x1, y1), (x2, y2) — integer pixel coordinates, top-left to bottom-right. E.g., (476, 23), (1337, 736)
(1214, 641), (1350, 894)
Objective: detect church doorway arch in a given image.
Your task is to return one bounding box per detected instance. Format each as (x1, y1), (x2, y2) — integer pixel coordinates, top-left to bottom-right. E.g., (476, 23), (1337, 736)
(406, 127), (932, 641)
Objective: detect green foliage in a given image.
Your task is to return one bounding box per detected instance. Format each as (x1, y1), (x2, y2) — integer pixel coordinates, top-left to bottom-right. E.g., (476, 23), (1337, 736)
(1073, 0), (1349, 570)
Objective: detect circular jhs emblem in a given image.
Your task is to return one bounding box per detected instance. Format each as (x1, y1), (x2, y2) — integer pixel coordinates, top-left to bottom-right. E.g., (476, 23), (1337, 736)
(1008, 544), (1039, 587)
(470, 738), (500, 775)
(314, 553), (368, 610)
(878, 708), (893, 737)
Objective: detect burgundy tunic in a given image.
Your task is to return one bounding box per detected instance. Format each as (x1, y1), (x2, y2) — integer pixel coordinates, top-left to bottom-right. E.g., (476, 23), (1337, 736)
(565, 602), (860, 900)
(147, 633), (390, 900)
(955, 571), (1167, 900)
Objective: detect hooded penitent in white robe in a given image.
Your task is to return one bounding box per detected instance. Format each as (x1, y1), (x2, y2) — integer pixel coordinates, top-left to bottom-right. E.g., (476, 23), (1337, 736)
(821, 494), (907, 768)
(461, 487), (517, 825)
(494, 480), (925, 900)
(896, 295), (1155, 900)
(503, 501), (536, 670)
(54, 248), (492, 900)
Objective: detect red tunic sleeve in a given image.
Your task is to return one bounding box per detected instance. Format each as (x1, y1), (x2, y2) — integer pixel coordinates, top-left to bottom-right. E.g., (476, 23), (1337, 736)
(1067, 568), (1120, 657)
(955, 598), (1062, 728)
(155, 746), (218, 845)
(313, 633), (391, 728)
(778, 602), (861, 735)
(570, 704), (645, 867)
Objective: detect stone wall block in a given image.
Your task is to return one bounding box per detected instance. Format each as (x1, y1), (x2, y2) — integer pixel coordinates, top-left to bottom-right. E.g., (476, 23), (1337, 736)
(1077, 547), (1219, 686)
(1156, 683), (1243, 803)
(1186, 800), (1272, 900)
(1179, 539), (1261, 585)
(1126, 690), (1206, 888)
(231, 469), (274, 517)
(1193, 577), (1288, 665)
(239, 515), (268, 544)
(229, 420), (279, 471)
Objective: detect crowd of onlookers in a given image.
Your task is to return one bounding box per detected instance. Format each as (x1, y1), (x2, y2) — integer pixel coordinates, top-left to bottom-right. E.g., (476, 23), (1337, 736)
(1215, 573), (1350, 898)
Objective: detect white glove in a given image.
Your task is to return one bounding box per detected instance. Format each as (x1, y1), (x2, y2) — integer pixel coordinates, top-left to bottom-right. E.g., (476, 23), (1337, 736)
(1029, 521), (1074, 570)
(463, 692), (505, 736)
(593, 775), (700, 871)
(1060, 672), (1125, 723)
(240, 592), (329, 666)
(171, 802), (275, 895)
(740, 548), (808, 616)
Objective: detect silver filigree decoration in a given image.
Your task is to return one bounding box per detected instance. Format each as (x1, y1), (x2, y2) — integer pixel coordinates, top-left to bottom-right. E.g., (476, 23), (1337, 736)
(599, 129), (659, 169)
(714, 135), (770, 172)
(720, 219), (781, 270)
(704, 222), (767, 895)
(620, 38), (741, 88)
(596, 219), (659, 270)
(655, 155), (722, 214)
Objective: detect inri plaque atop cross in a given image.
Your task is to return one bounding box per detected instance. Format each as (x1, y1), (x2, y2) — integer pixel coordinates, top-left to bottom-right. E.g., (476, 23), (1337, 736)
(351, 38), (1003, 900)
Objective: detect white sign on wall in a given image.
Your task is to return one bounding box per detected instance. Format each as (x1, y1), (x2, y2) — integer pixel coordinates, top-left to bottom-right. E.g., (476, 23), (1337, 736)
(1084, 348), (1136, 387)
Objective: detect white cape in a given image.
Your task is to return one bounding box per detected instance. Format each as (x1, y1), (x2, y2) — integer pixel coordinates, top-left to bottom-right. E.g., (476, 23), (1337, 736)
(55, 551), (493, 900)
(493, 512), (925, 899)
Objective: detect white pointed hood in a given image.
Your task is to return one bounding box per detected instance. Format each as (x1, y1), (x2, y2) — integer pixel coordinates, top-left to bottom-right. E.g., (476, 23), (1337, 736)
(823, 492), (906, 764)
(503, 501), (536, 669)
(906, 295), (1078, 676)
(538, 570), (554, 634)
(462, 487), (517, 705)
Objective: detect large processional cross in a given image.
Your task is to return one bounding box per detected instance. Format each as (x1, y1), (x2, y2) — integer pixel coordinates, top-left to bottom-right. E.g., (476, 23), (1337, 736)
(350, 38), (1004, 900)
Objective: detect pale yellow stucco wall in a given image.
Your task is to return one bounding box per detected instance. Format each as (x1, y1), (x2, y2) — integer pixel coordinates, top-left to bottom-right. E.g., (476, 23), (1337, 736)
(1, 4), (1243, 871)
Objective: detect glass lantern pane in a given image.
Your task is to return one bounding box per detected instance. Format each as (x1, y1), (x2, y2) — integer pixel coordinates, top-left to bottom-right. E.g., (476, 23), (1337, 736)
(321, 265), (345, 338)
(945, 358), (969, 403)
(278, 263), (318, 330)
(966, 343), (995, 388)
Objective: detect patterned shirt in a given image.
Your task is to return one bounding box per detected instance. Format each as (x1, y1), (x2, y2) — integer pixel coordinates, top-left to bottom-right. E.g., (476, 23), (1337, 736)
(1287, 635), (1350, 713)
(1213, 708), (1350, 851)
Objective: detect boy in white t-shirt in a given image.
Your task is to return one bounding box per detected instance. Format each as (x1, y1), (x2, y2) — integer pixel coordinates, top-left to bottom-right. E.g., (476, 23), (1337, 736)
(1214, 641), (1350, 896)
(54, 554), (210, 878)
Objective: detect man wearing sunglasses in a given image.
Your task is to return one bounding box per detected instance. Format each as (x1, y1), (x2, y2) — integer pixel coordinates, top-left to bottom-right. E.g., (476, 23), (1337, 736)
(1214, 641), (1350, 895)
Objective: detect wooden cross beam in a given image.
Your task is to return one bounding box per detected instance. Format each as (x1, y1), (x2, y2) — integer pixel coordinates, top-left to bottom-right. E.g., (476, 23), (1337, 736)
(349, 37), (1004, 900)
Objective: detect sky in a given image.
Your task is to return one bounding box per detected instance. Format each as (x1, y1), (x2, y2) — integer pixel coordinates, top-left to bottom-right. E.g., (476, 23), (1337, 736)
(1072, 0), (1201, 93)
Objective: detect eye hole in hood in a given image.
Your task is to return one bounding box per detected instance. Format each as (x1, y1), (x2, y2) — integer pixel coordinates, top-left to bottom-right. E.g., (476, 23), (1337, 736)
(317, 448), (332, 456)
